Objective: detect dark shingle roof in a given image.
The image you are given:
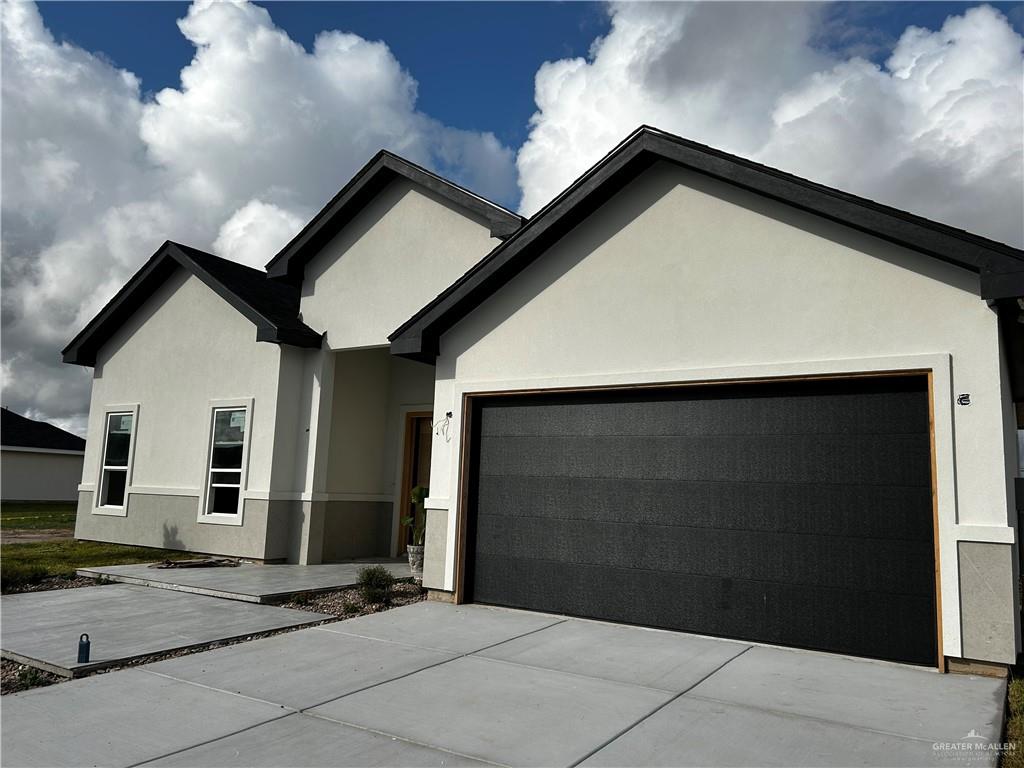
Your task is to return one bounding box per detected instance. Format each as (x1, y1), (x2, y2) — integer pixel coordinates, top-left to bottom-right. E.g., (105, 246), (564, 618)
(63, 242), (322, 367)
(1, 409), (85, 452)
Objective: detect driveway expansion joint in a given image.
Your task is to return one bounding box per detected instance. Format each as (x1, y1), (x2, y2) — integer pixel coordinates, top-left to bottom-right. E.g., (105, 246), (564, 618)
(125, 712), (294, 768)
(293, 711), (513, 768)
(469, 651), (680, 694)
(296, 618), (570, 712)
(566, 644), (755, 768)
(138, 668), (299, 712)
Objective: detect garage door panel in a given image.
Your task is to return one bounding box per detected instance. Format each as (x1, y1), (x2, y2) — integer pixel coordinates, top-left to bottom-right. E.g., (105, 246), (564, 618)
(468, 376), (937, 666)
(475, 474), (933, 541)
(474, 514), (935, 594)
(471, 555), (935, 662)
(472, 555), (766, 639)
(478, 386), (928, 439)
(480, 433), (930, 486)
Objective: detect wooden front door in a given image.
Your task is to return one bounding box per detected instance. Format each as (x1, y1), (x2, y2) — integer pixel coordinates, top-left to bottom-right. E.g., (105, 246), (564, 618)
(398, 412), (433, 555)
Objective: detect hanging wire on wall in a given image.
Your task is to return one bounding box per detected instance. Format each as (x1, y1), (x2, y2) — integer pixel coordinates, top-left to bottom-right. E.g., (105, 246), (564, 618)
(434, 411), (453, 442)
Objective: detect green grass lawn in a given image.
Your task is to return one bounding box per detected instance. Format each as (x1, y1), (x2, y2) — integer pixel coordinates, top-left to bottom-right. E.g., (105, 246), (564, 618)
(1007, 678), (1024, 768)
(2, 539), (197, 592)
(0, 502), (77, 530)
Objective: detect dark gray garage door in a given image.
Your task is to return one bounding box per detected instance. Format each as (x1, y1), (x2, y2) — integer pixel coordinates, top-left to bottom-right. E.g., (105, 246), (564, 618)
(466, 376), (937, 666)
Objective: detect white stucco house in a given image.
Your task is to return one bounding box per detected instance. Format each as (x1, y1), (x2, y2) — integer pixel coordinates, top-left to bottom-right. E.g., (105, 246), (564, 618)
(1, 409), (86, 502)
(65, 127), (1023, 673)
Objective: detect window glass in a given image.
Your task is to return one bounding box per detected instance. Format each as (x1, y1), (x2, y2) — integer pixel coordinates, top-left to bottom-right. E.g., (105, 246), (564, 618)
(211, 409), (245, 469)
(103, 469), (127, 507)
(104, 413), (133, 467)
(209, 486), (240, 515)
(205, 406), (246, 515)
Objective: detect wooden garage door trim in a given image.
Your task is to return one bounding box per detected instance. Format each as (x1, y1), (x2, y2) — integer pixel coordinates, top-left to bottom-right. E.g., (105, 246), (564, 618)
(452, 369), (943, 669)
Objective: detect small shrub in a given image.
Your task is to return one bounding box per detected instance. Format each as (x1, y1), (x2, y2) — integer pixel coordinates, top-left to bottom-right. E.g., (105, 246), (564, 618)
(17, 666), (47, 687)
(357, 566), (395, 606)
(341, 599), (359, 615)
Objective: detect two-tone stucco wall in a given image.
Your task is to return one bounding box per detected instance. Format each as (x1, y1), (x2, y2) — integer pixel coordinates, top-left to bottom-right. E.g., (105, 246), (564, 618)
(422, 160), (1020, 665)
(290, 177), (498, 563)
(74, 268), (299, 560)
(306, 349), (435, 562)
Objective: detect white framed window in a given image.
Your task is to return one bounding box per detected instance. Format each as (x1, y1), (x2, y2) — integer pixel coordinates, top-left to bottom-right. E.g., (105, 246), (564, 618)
(95, 405), (139, 515)
(199, 399), (252, 525)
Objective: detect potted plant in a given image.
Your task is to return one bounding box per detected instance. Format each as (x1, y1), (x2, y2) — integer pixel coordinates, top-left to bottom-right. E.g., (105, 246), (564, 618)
(402, 484), (427, 576)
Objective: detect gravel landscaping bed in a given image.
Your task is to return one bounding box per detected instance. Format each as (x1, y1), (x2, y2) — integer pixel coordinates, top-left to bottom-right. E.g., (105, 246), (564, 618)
(278, 579), (425, 617)
(3, 575), (104, 594)
(1, 580), (426, 696)
(1, 660), (63, 694)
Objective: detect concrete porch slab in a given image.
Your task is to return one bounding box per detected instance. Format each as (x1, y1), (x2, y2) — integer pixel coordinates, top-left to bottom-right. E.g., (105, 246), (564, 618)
(0, 669), (286, 768)
(143, 712), (492, 767)
(0, 584), (325, 676)
(144, 625), (457, 710)
(687, 644), (1007, 744)
(77, 559), (412, 603)
(308, 654), (674, 767)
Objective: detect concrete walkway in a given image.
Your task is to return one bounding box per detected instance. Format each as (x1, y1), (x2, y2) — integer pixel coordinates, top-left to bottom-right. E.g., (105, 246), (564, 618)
(1, 602), (1006, 767)
(78, 559), (412, 603)
(0, 584), (325, 676)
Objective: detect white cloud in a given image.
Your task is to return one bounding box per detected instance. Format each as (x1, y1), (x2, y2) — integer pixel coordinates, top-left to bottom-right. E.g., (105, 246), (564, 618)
(517, 2), (1023, 250)
(3, 1), (1021, 436)
(213, 200), (305, 268)
(1, 0), (517, 432)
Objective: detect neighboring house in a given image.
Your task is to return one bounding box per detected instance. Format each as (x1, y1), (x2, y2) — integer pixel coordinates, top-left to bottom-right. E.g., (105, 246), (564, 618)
(64, 127), (1023, 673)
(1, 408), (86, 502)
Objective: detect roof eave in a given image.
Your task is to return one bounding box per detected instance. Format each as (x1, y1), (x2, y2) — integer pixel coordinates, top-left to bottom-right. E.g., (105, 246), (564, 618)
(255, 325), (324, 348)
(981, 270), (1024, 301)
(62, 242), (322, 368)
(388, 126), (1024, 363)
(265, 152), (524, 282)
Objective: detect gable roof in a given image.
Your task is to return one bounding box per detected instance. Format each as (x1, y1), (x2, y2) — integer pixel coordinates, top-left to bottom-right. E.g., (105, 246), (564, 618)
(63, 241), (322, 367)
(1, 408), (85, 452)
(265, 150), (526, 283)
(390, 125), (1024, 363)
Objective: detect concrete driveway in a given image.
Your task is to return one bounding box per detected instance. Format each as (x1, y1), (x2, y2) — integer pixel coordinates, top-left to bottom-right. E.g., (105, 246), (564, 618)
(1, 602), (1006, 767)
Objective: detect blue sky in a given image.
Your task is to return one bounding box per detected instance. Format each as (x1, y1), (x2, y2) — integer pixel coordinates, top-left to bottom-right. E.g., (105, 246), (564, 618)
(37, 2), (1024, 149)
(6, 1), (1022, 429)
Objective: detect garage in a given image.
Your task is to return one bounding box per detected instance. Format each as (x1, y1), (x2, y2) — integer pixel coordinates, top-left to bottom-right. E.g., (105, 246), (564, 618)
(463, 375), (939, 666)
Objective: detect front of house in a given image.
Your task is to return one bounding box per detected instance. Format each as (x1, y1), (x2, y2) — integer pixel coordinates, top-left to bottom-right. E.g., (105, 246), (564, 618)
(65, 127), (1024, 672)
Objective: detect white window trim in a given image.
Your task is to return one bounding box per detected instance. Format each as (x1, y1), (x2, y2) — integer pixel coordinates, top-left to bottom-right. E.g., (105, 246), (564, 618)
(197, 398), (253, 526)
(93, 403), (139, 517)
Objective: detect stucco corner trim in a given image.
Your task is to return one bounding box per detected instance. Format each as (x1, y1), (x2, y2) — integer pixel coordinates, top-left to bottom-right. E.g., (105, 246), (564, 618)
(955, 525), (1016, 545)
